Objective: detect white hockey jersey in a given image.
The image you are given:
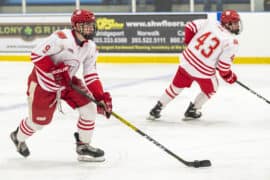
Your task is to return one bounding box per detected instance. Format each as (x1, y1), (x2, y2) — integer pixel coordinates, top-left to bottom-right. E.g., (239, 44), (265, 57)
(180, 19), (239, 78)
(30, 29), (99, 92)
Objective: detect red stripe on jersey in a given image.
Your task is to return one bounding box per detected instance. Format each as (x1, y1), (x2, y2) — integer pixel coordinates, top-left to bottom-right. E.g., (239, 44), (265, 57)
(35, 68), (55, 85)
(183, 49), (215, 76)
(35, 68), (60, 91)
(191, 21), (198, 33)
(31, 53), (55, 72)
(218, 60), (230, 67)
(187, 49), (214, 71)
(186, 22), (197, 33)
(84, 73), (99, 85)
(217, 60), (231, 71)
(84, 73), (98, 79)
(31, 53), (42, 62)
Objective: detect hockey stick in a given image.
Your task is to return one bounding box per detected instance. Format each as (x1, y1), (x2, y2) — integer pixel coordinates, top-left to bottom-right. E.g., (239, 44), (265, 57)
(71, 84), (211, 168)
(236, 80), (270, 104)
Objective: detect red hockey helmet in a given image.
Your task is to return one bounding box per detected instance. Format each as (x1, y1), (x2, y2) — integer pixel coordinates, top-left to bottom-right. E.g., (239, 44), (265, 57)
(221, 10), (241, 35)
(71, 9), (96, 39)
(221, 10), (240, 24)
(71, 9), (95, 27)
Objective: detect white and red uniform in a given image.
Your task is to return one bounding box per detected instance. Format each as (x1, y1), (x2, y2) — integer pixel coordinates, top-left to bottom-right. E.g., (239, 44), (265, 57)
(18, 29), (105, 144)
(160, 18), (239, 108)
(181, 19), (238, 79)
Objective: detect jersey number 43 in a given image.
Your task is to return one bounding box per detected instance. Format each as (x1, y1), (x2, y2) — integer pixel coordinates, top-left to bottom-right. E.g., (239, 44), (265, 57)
(194, 32), (220, 58)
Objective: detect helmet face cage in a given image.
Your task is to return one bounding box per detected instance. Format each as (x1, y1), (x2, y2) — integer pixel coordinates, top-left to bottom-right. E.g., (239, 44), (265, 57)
(221, 10), (242, 35)
(76, 22), (97, 40)
(71, 9), (97, 39)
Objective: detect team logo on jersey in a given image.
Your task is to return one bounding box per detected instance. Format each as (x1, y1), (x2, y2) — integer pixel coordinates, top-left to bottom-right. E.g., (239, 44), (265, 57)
(42, 45), (51, 54)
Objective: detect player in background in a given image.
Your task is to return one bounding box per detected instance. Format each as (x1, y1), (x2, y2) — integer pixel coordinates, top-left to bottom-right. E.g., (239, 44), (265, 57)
(148, 10), (241, 121)
(10, 9), (112, 162)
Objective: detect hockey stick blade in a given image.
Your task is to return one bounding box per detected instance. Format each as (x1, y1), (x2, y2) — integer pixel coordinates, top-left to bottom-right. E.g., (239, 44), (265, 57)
(186, 160), (211, 168)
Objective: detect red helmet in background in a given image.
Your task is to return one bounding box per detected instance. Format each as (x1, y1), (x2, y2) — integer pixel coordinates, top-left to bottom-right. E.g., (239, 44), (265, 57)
(221, 10), (242, 35)
(71, 9), (96, 39)
(221, 10), (240, 24)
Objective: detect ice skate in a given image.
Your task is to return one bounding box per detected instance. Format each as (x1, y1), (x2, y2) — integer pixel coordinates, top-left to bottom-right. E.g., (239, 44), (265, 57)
(74, 132), (105, 162)
(10, 128), (30, 157)
(183, 102), (202, 121)
(147, 101), (163, 120)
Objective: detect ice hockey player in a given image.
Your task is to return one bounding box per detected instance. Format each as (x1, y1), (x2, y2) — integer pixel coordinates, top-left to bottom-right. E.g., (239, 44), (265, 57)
(148, 9), (241, 120)
(10, 9), (112, 162)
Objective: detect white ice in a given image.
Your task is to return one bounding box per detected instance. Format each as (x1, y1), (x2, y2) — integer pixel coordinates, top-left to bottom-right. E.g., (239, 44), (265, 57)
(0, 62), (270, 180)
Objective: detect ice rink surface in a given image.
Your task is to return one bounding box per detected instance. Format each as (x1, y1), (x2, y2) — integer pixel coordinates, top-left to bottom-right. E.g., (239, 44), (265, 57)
(0, 62), (270, 180)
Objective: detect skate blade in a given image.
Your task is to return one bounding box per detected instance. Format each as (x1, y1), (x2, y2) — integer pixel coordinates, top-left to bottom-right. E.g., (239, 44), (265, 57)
(182, 117), (200, 121)
(77, 155), (105, 162)
(147, 115), (159, 120)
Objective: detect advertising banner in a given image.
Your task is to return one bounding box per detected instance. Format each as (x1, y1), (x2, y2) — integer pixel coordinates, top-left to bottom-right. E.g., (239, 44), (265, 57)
(94, 13), (207, 53)
(0, 13), (207, 54)
(0, 23), (69, 53)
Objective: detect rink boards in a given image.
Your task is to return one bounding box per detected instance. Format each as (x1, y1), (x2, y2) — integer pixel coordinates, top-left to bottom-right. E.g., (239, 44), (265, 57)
(0, 54), (270, 64)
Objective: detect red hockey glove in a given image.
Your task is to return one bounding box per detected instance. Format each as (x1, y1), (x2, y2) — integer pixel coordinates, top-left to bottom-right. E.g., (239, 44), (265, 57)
(96, 92), (112, 119)
(51, 62), (71, 88)
(219, 70), (237, 84)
